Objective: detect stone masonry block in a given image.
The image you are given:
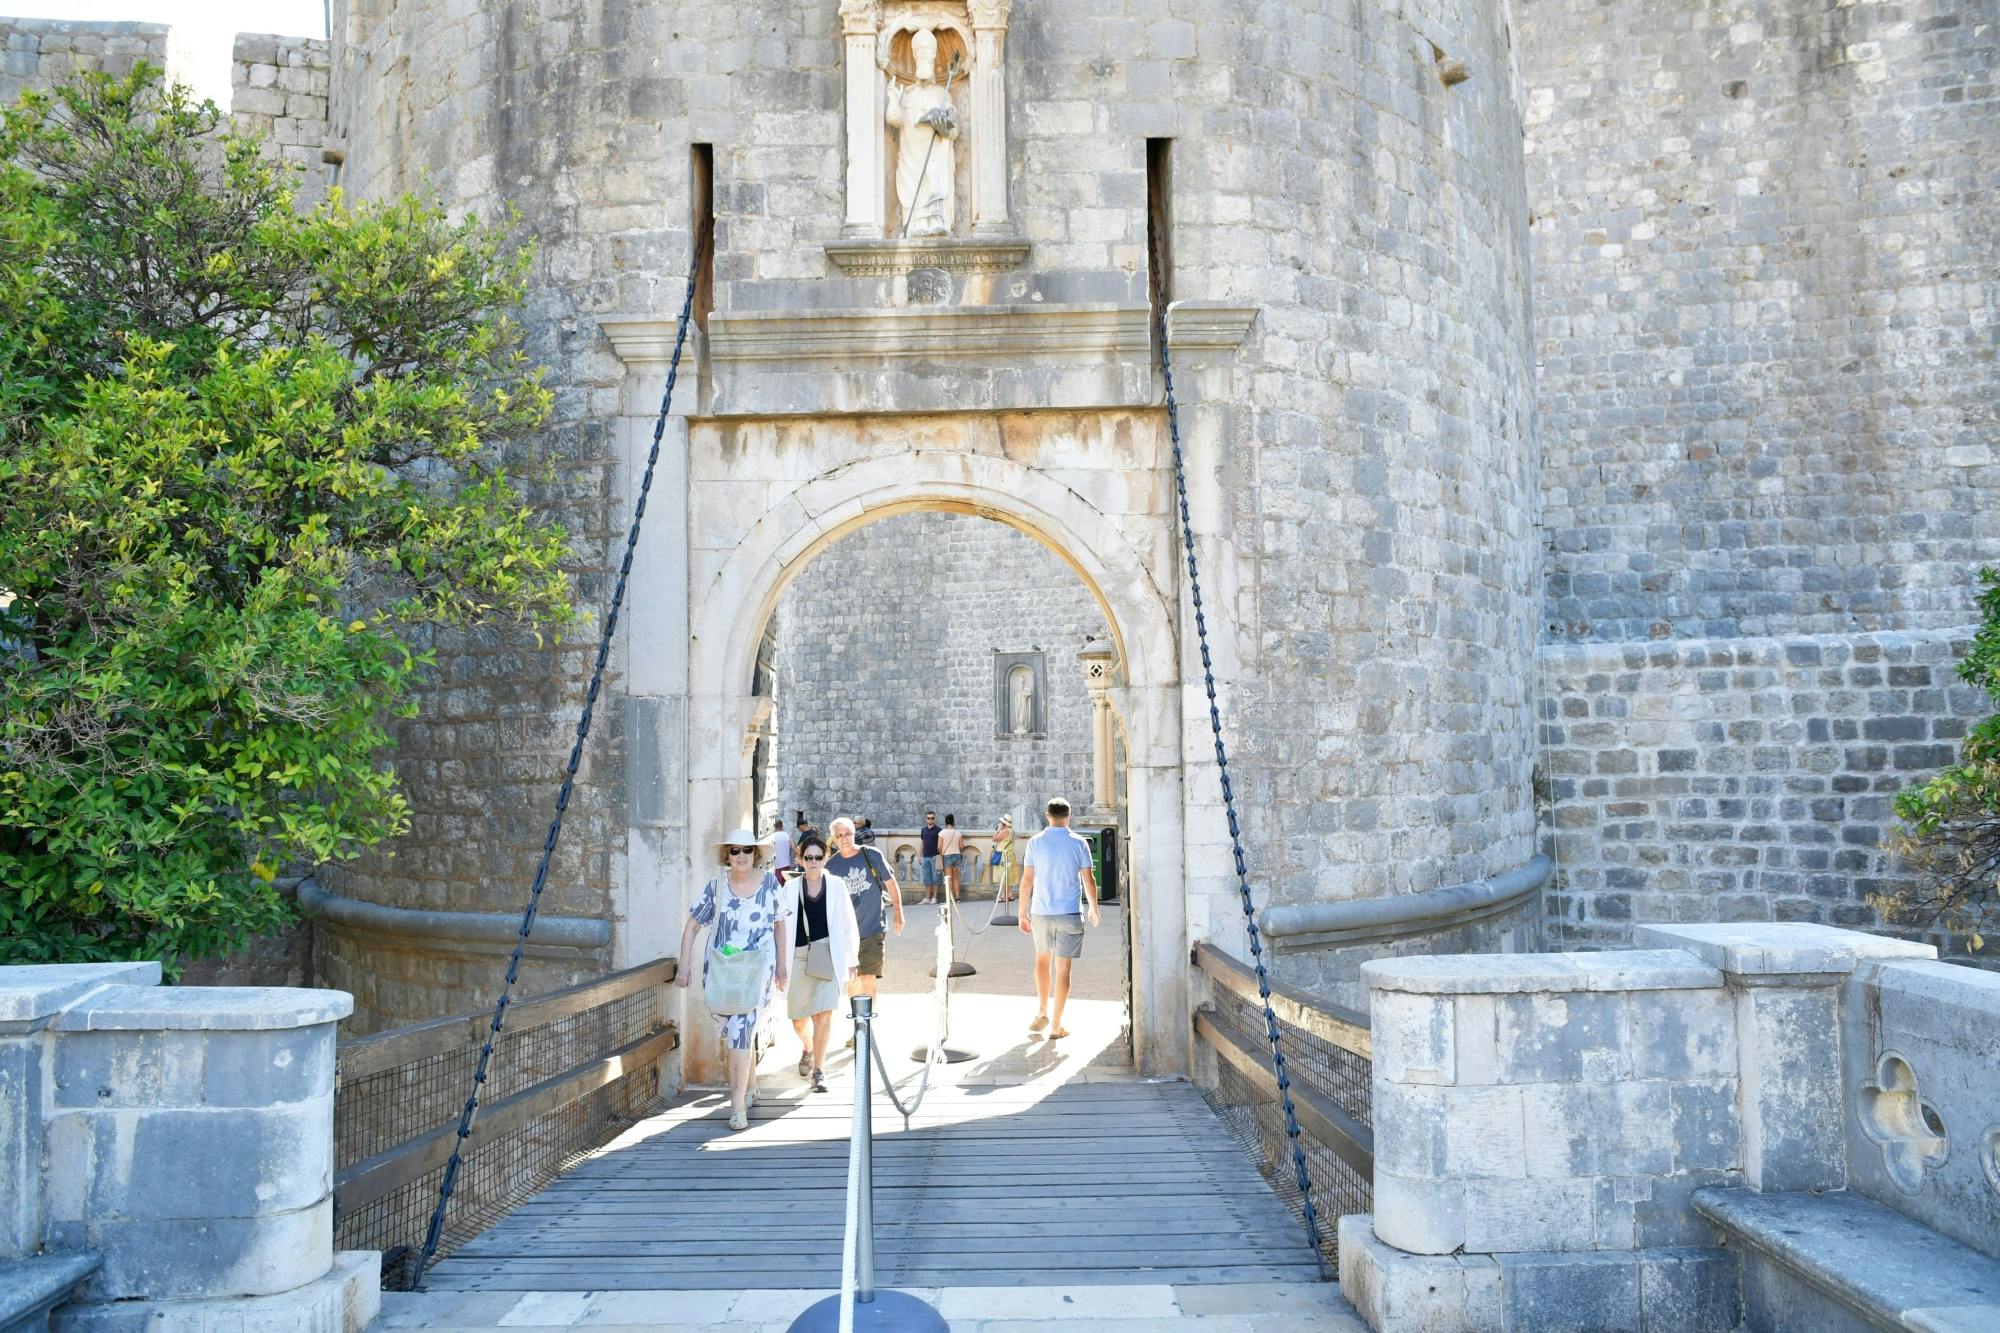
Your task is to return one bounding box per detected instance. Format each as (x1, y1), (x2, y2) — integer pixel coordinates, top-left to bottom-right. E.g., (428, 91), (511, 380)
(1374, 1169), (1466, 1255)
(1625, 987), (1736, 1080)
(1373, 991), (1455, 1085)
(53, 1031), (204, 1109)
(1518, 1081), (1600, 1178)
(1372, 1080), (1449, 1178)
(1736, 985), (1846, 1192)
(50, 1099), (332, 1222)
(1638, 1247), (1741, 1332)
(0, 1034), (42, 1256)
(82, 1197), (331, 1301)
(1453, 993), (1501, 1083)
(1497, 1251), (1641, 1332)
(1463, 1177), (1597, 1253)
(1443, 1084), (1529, 1178)
(201, 1026), (336, 1108)
(1339, 1214), (1503, 1333)
(52, 1249), (379, 1333)
(1493, 991), (1625, 1083)
(1668, 1077), (1739, 1173)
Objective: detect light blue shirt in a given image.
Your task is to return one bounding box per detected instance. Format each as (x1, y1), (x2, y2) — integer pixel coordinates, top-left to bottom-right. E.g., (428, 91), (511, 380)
(1024, 826), (1093, 916)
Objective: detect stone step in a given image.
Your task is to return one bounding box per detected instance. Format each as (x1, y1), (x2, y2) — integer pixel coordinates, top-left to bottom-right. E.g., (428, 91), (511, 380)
(374, 1280), (1366, 1331)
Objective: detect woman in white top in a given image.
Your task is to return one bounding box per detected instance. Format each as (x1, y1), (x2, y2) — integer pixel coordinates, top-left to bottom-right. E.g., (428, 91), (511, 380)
(677, 827), (791, 1131)
(784, 834), (861, 1092)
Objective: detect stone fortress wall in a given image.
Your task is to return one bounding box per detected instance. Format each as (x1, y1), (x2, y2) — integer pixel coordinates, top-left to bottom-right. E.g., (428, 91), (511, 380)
(1518, 0), (2000, 949)
(308, 0), (1542, 1026)
(11, 0), (1995, 1030)
(0, 18), (193, 107)
(772, 511), (1110, 832)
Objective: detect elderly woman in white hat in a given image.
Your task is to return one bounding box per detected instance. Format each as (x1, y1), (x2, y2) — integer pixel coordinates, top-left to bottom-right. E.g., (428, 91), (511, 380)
(676, 826), (791, 1130)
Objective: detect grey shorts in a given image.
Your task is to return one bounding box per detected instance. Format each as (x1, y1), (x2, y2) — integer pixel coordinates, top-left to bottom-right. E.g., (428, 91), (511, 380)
(1031, 913), (1085, 959)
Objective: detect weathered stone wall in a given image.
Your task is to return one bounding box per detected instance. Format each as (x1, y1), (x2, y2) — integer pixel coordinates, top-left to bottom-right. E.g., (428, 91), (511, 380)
(773, 511), (1110, 829)
(1520, 0), (2000, 950)
(0, 19), (195, 108)
(1523, 0), (2000, 644)
(1538, 627), (1986, 950)
(231, 33), (334, 207)
(322, 0), (1543, 1027)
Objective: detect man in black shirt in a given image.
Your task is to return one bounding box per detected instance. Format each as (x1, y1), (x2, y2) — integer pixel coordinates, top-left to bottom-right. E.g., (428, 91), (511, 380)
(918, 809), (943, 905)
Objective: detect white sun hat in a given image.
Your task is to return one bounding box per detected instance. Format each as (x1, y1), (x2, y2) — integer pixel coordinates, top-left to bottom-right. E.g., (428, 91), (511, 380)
(715, 826), (771, 864)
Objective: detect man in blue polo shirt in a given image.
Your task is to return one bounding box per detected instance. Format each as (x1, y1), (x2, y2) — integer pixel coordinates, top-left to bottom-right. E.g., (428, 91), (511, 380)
(1017, 796), (1100, 1039)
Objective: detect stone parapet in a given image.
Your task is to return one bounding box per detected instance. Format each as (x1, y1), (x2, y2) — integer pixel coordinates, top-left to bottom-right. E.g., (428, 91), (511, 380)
(0, 964), (376, 1330)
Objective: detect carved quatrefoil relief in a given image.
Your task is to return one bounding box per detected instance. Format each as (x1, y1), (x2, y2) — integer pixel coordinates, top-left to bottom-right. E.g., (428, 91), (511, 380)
(1859, 1052), (1950, 1193)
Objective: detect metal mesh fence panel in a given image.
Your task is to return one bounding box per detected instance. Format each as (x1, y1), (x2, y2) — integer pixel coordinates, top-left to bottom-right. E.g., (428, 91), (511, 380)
(334, 983), (672, 1289)
(1199, 982), (1373, 1266)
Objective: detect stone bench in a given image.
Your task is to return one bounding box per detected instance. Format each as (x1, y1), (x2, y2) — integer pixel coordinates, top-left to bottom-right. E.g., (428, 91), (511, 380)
(0, 1253), (100, 1333)
(1694, 1187), (2000, 1331)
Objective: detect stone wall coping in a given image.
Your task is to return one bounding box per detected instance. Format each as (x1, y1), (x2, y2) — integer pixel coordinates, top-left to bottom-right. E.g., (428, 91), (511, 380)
(51, 984), (353, 1032)
(1635, 923), (1936, 978)
(1856, 956), (2000, 1011)
(0, 962), (163, 1026)
(1360, 947), (1719, 995)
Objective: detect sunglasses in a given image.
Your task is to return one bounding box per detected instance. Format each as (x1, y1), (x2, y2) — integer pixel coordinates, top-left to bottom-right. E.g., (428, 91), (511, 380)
(802, 854), (825, 862)
(727, 846), (755, 855)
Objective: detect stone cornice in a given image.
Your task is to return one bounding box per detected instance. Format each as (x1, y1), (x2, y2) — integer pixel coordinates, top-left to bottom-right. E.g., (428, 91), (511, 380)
(823, 235), (1031, 276)
(707, 302), (1150, 364)
(1165, 301), (1260, 350)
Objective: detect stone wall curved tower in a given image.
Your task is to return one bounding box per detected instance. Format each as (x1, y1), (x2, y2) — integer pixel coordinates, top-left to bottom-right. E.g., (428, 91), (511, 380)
(317, 0), (1542, 1043)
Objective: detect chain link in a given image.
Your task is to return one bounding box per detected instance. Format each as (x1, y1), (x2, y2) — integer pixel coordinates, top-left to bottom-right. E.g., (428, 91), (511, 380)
(409, 219), (713, 1290)
(1151, 235), (1329, 1275)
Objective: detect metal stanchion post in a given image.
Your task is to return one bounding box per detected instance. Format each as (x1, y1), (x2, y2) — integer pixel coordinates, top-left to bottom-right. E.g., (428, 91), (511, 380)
(788, 997), (948, 1333)
(911, 903), (975, 1065)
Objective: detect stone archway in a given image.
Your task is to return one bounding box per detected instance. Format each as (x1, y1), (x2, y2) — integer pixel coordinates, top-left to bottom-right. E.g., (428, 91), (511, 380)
(684, 413), (1188, 1075)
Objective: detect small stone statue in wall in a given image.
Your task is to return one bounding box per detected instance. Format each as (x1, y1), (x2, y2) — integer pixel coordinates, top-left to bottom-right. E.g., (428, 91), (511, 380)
(887, 27), (959, 236)
(1009, 663), (1036, 735)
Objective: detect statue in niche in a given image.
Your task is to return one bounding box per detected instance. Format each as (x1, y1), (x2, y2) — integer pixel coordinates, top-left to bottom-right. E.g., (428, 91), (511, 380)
(887, 27), (959, 237)
(1008, 663), (1036, 736)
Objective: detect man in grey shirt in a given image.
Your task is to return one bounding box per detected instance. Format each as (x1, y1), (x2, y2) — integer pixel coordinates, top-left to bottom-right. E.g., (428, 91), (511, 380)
(826, 816), (904, 1041)
(1018, 796), (1100, 1039)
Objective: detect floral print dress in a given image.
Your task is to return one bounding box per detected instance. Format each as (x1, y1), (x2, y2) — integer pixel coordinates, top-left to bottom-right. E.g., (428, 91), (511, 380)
(689, 871), (788, 1051)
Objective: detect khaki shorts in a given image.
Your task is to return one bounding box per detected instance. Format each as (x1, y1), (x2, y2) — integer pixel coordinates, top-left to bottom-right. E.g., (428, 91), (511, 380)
(856, 932), (886, 977)
(1031, 913), (1085, 959)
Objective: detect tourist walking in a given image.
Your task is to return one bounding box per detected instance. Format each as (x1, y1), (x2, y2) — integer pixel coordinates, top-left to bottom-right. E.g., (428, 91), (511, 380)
(939, 813), (964, 903)
(826, 816), (903, 1043)
(990, 813), (1020, 903)
(769, 815), (795, 879)
(918, 809), (943, 904)
(785, 834), (859, 1092)
(677, 827), (791, 1130)
(1018, 797), (1099, 1039)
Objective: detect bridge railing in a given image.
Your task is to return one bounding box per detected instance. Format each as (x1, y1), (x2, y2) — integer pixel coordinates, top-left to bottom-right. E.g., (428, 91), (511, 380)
(1192, 941), (1373, 1262)
(332, 957), (678, 1288)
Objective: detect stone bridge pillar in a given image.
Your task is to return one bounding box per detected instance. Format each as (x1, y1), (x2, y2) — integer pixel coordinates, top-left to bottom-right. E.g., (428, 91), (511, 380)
(0, 963), (378, 1332)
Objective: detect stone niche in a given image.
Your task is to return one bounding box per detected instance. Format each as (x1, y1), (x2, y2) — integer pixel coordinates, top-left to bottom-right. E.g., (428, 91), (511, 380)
(831, 0), (1023, 276)
(993, 650), (1047, 738)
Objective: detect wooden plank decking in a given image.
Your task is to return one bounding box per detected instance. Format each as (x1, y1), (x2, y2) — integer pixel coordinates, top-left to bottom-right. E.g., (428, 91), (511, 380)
(426, 1072), (1321, 1291)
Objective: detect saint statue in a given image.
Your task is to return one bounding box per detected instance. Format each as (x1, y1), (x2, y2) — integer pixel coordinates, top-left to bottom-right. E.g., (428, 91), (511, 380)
(887, 27), (958, 237)
(1008, 663), (1036, 735)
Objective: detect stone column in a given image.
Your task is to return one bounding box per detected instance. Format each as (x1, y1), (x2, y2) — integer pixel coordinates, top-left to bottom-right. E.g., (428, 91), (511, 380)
(1080, 641), (1117, 813)
(967, 0), (1012, 235)
(1635, 922), (1936, 1193)
(840, 0), (883, 239)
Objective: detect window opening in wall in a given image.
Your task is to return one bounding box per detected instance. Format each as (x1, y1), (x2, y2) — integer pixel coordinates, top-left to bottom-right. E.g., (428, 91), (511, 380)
(1145, 137), (1173, 316)
(690, 143), (714, 331)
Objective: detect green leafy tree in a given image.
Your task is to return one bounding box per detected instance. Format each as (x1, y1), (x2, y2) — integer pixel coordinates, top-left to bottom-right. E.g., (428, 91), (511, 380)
(0, 67), (572, 966)
(1890, 569), (2000, 952)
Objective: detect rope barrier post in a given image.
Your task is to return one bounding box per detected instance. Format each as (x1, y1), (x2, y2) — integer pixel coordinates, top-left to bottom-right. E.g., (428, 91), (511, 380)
(787, 996), (949, 1333)
(910, 902), (975, 1064)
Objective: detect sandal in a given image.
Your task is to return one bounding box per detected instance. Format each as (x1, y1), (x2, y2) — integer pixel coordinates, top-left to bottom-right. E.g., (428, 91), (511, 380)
(728, 1109), (748, 1132)
(1028, 1014), (1048, 1032)
(1049, 1026), (1069, 1040)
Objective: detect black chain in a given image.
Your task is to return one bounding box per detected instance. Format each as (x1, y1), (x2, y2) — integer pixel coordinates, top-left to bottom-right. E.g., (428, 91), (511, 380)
(409, 219), (712, 1290)
(1150, 233), (1329, 1275)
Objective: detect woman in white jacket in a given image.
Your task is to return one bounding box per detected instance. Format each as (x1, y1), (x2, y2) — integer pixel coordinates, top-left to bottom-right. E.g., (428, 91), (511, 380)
(785, 834), (861, 1092)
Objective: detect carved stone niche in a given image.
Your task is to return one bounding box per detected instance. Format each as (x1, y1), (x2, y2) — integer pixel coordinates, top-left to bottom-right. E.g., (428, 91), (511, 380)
(831, 0), (1027, 278)
(994, 651), (1046, 739)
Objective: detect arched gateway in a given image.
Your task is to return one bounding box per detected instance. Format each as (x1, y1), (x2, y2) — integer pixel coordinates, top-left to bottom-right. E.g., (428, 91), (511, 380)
(598, 326), (1202, 1073)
